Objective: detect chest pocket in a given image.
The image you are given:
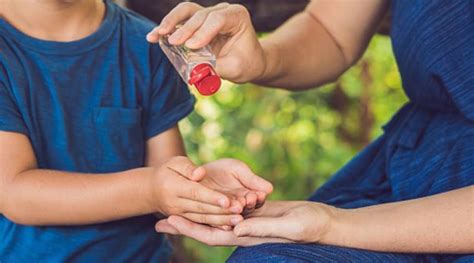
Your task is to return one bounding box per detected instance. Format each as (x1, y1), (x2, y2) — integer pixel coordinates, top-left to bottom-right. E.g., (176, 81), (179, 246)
(92, 107), (145, 172)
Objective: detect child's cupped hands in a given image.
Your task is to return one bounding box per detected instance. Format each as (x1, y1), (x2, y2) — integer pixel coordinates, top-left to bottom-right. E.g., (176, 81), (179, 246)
(151, 157), (273, 228)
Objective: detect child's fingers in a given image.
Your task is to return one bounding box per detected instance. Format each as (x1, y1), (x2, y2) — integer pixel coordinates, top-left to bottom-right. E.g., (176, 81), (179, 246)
(178, 179), (230, 208)
(166, 156), (204, 181)
(245, 192), (258, 210)
(228, 198), (244, 214)
(241, 192), (258, 216)
(182, 213), (243, 226)
(178, 199), (237, 215)
(255, 191), (267, 208)
(237, 196), (247, 207)
(215, 225), (233, 231)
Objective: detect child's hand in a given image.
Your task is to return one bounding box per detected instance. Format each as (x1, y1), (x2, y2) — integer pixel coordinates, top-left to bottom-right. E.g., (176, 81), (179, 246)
(150, 157), (245, 226)
(183, 158), (274, 225)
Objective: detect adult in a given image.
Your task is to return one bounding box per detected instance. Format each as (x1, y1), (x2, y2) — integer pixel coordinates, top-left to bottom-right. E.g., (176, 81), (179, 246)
(148, 0), (474, 262)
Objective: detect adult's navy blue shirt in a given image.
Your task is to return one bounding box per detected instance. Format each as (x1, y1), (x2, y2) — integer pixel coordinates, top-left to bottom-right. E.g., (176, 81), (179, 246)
(0, 1), (195, 262)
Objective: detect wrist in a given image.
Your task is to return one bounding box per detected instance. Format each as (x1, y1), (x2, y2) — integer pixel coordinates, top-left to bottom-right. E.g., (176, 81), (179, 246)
(254, 39), (283, 85)
(141, 167), (161, 213)
(317, 205), (350, 246)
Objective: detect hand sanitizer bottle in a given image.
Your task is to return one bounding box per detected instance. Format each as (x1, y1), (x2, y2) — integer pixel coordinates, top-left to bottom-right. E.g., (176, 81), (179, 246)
(159, 35), (221, 96)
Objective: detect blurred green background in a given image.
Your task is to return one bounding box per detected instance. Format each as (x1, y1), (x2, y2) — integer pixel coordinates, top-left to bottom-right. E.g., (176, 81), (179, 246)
(178, 35), (407, 262)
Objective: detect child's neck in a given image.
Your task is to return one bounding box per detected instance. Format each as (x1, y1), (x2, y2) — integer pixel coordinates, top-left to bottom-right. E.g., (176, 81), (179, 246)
(0, 0), (105, 42)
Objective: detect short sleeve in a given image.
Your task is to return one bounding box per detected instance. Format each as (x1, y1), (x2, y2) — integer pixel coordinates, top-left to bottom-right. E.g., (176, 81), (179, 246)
(0, 80), (28, 136)
(143, 55), (196, 140)
(436, 131), (474, 191)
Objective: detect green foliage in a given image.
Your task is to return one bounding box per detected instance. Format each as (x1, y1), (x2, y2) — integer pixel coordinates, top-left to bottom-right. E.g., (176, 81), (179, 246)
(179, 35), (407, 263)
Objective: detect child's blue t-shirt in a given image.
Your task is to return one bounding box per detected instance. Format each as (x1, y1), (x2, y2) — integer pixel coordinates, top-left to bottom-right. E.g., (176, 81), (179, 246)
(0, 1), (195, 262)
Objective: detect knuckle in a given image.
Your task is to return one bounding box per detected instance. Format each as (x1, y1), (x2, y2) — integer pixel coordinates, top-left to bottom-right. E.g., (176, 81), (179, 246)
(168, 206), (180, 215)
(193, 9), (208, 18)
(180, 2), (202, 13)
(196, 204), (206, 213)
(189, 2), (203, 9)
(162, 202), (175, 214)
(189, 187), (198, 200)
(216, 2), (230, 8)
(230, 4), (250, 18)
(176, 2), (194, 10)
(235, 159), (249, 170)
(199, 214), (208, 224)
(208, 11), (226, 26)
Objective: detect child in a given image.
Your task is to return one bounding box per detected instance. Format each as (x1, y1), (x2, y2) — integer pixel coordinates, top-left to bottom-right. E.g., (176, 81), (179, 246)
(0, 0), (272, 261)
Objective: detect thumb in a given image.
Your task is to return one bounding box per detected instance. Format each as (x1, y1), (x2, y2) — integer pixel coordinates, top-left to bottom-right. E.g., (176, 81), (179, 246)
(233, 216), (291, 239)
(166, 156), (206, 181)
(155, 219), (180, 235)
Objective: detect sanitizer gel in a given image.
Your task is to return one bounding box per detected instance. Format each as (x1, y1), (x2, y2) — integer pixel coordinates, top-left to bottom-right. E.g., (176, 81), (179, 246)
(159, 35), (221, 96)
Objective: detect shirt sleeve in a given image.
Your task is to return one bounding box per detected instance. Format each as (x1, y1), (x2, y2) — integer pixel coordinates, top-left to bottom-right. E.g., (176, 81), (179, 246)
(143, 54), (196, 140)
(0, 80), (28, 136)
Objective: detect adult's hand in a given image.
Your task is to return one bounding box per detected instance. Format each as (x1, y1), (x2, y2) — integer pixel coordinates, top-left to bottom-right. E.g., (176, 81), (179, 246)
(146, 2), (267, 83)
(233, 201), (335, 242)
(181, 158), (274, 226)
(155, 201), (337, 246)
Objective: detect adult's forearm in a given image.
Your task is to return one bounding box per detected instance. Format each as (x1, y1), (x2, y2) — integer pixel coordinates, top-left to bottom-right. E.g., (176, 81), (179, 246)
(324, 186), (474, 253)
(254, 0), (389, 90)
(254, 11), (348, 90)
(2, 168), (155, 226)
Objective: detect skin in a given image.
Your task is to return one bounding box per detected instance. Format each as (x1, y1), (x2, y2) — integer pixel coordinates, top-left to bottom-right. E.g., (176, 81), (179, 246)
(0, 0), (273, 228)
(149, 0), (474, 253)
(158, 188), (474, 253)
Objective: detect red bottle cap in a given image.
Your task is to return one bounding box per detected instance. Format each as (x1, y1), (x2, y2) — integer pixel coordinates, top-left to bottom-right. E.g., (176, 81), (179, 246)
(188, 63), (221, 96)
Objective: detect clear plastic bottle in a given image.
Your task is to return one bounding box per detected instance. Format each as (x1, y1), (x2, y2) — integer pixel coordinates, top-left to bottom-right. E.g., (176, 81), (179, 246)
(159, 35), (221, 96)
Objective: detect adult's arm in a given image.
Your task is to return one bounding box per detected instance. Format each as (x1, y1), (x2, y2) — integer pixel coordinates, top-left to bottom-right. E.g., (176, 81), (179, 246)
(238, 186), (474, 253)
(157, 186), (474, 253)
(147, 0), (388, 90)
(321, 185), (474, 253)
(258, 0), (388, 89)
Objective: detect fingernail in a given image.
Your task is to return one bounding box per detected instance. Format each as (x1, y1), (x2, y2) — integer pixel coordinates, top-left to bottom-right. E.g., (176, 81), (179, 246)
(235, 226), (249, 236)
(146, 33), (154, 41)
(230, 217), (242, 226)
(218, 198), (228, 208)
